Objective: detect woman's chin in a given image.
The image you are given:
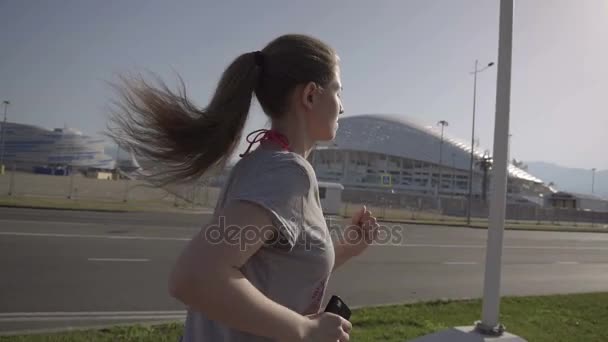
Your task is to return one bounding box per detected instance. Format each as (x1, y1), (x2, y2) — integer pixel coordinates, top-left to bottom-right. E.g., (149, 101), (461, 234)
(315, 125), (339, 142)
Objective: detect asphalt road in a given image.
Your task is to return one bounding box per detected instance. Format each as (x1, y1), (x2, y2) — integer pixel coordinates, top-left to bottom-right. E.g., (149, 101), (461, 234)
(1, 207), (607, 335)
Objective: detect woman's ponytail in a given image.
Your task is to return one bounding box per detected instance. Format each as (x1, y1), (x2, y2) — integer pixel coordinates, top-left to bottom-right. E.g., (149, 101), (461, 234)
(107, 52), (261, 184)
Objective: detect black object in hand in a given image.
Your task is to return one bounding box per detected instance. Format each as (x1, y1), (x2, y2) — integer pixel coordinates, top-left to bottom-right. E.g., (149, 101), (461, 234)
(324, 295), (351, 320)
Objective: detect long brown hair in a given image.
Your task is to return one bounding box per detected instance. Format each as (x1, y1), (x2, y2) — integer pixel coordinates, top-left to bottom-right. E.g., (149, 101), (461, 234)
(107, 34), (338, 184)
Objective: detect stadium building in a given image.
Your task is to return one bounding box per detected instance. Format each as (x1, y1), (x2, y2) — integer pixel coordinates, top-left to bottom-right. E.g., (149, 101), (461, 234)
(0, 122), (115, 171)
(310, 114), (552, 205)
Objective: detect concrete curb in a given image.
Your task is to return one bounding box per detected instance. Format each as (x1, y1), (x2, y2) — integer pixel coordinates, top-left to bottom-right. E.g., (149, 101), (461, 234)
(0, 204), (213, 215)
(3, 205), (606, 233)
(334, 215), (608, 234)
(0, 204), (129, 213)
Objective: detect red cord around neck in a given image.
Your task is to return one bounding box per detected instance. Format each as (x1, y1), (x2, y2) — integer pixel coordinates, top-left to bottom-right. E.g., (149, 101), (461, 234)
(239, 129), (290, 157)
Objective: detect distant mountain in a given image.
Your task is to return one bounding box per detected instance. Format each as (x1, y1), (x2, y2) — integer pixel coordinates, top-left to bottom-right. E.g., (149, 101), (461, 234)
(525, 161), (608, 198)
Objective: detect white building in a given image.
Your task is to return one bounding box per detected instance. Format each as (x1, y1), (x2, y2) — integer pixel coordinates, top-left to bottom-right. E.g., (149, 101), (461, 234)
(0, 122), (115, 170)
(310, 114), (551, 202)
(318, 181), (344, 215)
(548, 192), (608, 212)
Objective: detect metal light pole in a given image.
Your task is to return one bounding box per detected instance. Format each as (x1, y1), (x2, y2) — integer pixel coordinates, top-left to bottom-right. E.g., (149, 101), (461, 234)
(592, 168), (596, 194)
(477, 0), (514, 334)
(437, 120), (449, 193)
(411, 2), (523, 340)
(452, 153), (457, 195)
(0, 100), (10, 171)
(508, 134), (512, 162)
(466, 61), (495, 225)
(114, 145), (121, 180)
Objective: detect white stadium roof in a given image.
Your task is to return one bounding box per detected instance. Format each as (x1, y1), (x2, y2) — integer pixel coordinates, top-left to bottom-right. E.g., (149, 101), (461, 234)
(328, 114), (544, 184)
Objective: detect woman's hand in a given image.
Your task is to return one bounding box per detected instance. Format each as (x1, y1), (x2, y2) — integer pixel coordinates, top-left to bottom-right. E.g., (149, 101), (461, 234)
(341, 205), (379, 258)
(293, 312), (351, 342)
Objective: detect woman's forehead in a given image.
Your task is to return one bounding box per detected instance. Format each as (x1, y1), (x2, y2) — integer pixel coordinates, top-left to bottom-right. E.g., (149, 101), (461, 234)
(331, 69), (342, 89)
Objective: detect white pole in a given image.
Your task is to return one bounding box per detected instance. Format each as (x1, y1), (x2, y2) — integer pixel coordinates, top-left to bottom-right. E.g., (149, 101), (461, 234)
(68, 166), (75, 199)
(123, 178), (129, 202)
(477, 0), (513, 334)
(591, 168), (596, 194)
(0, 101), (10, 170)
(466, 60), (478, 226)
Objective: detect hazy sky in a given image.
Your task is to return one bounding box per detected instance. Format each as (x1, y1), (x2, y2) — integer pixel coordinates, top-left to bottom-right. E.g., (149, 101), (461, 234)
(1, 0), (606, 170)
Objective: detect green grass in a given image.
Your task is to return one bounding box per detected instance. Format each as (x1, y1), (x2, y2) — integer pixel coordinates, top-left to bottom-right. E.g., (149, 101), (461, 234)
(351, 293), (608, 341)
(0, 323), (184, 342)
(3, 293), (608, 341)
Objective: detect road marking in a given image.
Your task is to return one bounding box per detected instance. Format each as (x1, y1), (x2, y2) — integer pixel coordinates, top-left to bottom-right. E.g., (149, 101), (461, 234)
(0, 231), (189, 241)
(506, 245), (608, 251)
(403, 243), (608, 251)
(0, 219), (197, 231)
(403, 243), (484, 249)
(443, 261), (478, 265)
(555, 261), (579, 265)
(88, 258), (150, 262)
(0, 219), (98, 227)
(1, 231), (608, 252)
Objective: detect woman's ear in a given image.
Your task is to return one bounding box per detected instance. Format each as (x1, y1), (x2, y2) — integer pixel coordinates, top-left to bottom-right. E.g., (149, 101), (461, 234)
(301, 81), (318, 111)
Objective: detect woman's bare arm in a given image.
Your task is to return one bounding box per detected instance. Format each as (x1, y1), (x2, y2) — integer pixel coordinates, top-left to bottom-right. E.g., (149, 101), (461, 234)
(168, 201), (306, 341)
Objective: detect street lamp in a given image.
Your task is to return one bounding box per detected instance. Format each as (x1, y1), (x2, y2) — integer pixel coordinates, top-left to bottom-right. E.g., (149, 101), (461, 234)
(452, 153), (457, 194)
(508, 134), (512, 162)
(437, 120), (449, 193)
(412, 1), (524, 340)
(0, 100), (10, 172)
(592, 168), (596, 194)
(467, 61), (495, 225)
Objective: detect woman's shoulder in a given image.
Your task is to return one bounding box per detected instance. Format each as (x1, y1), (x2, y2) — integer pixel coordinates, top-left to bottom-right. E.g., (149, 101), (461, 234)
(236, 149), (313, 184)
(247, 148), (309, 170)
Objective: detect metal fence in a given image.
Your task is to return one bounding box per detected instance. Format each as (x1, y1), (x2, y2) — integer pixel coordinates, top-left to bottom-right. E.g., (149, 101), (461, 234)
(0, 162), (221, 211)
(341, 188), (608, 227)
(1, 161), (607, 228)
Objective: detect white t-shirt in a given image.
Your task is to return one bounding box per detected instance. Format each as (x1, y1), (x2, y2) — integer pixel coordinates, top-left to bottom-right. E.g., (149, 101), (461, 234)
(181, 147), (335, 341)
